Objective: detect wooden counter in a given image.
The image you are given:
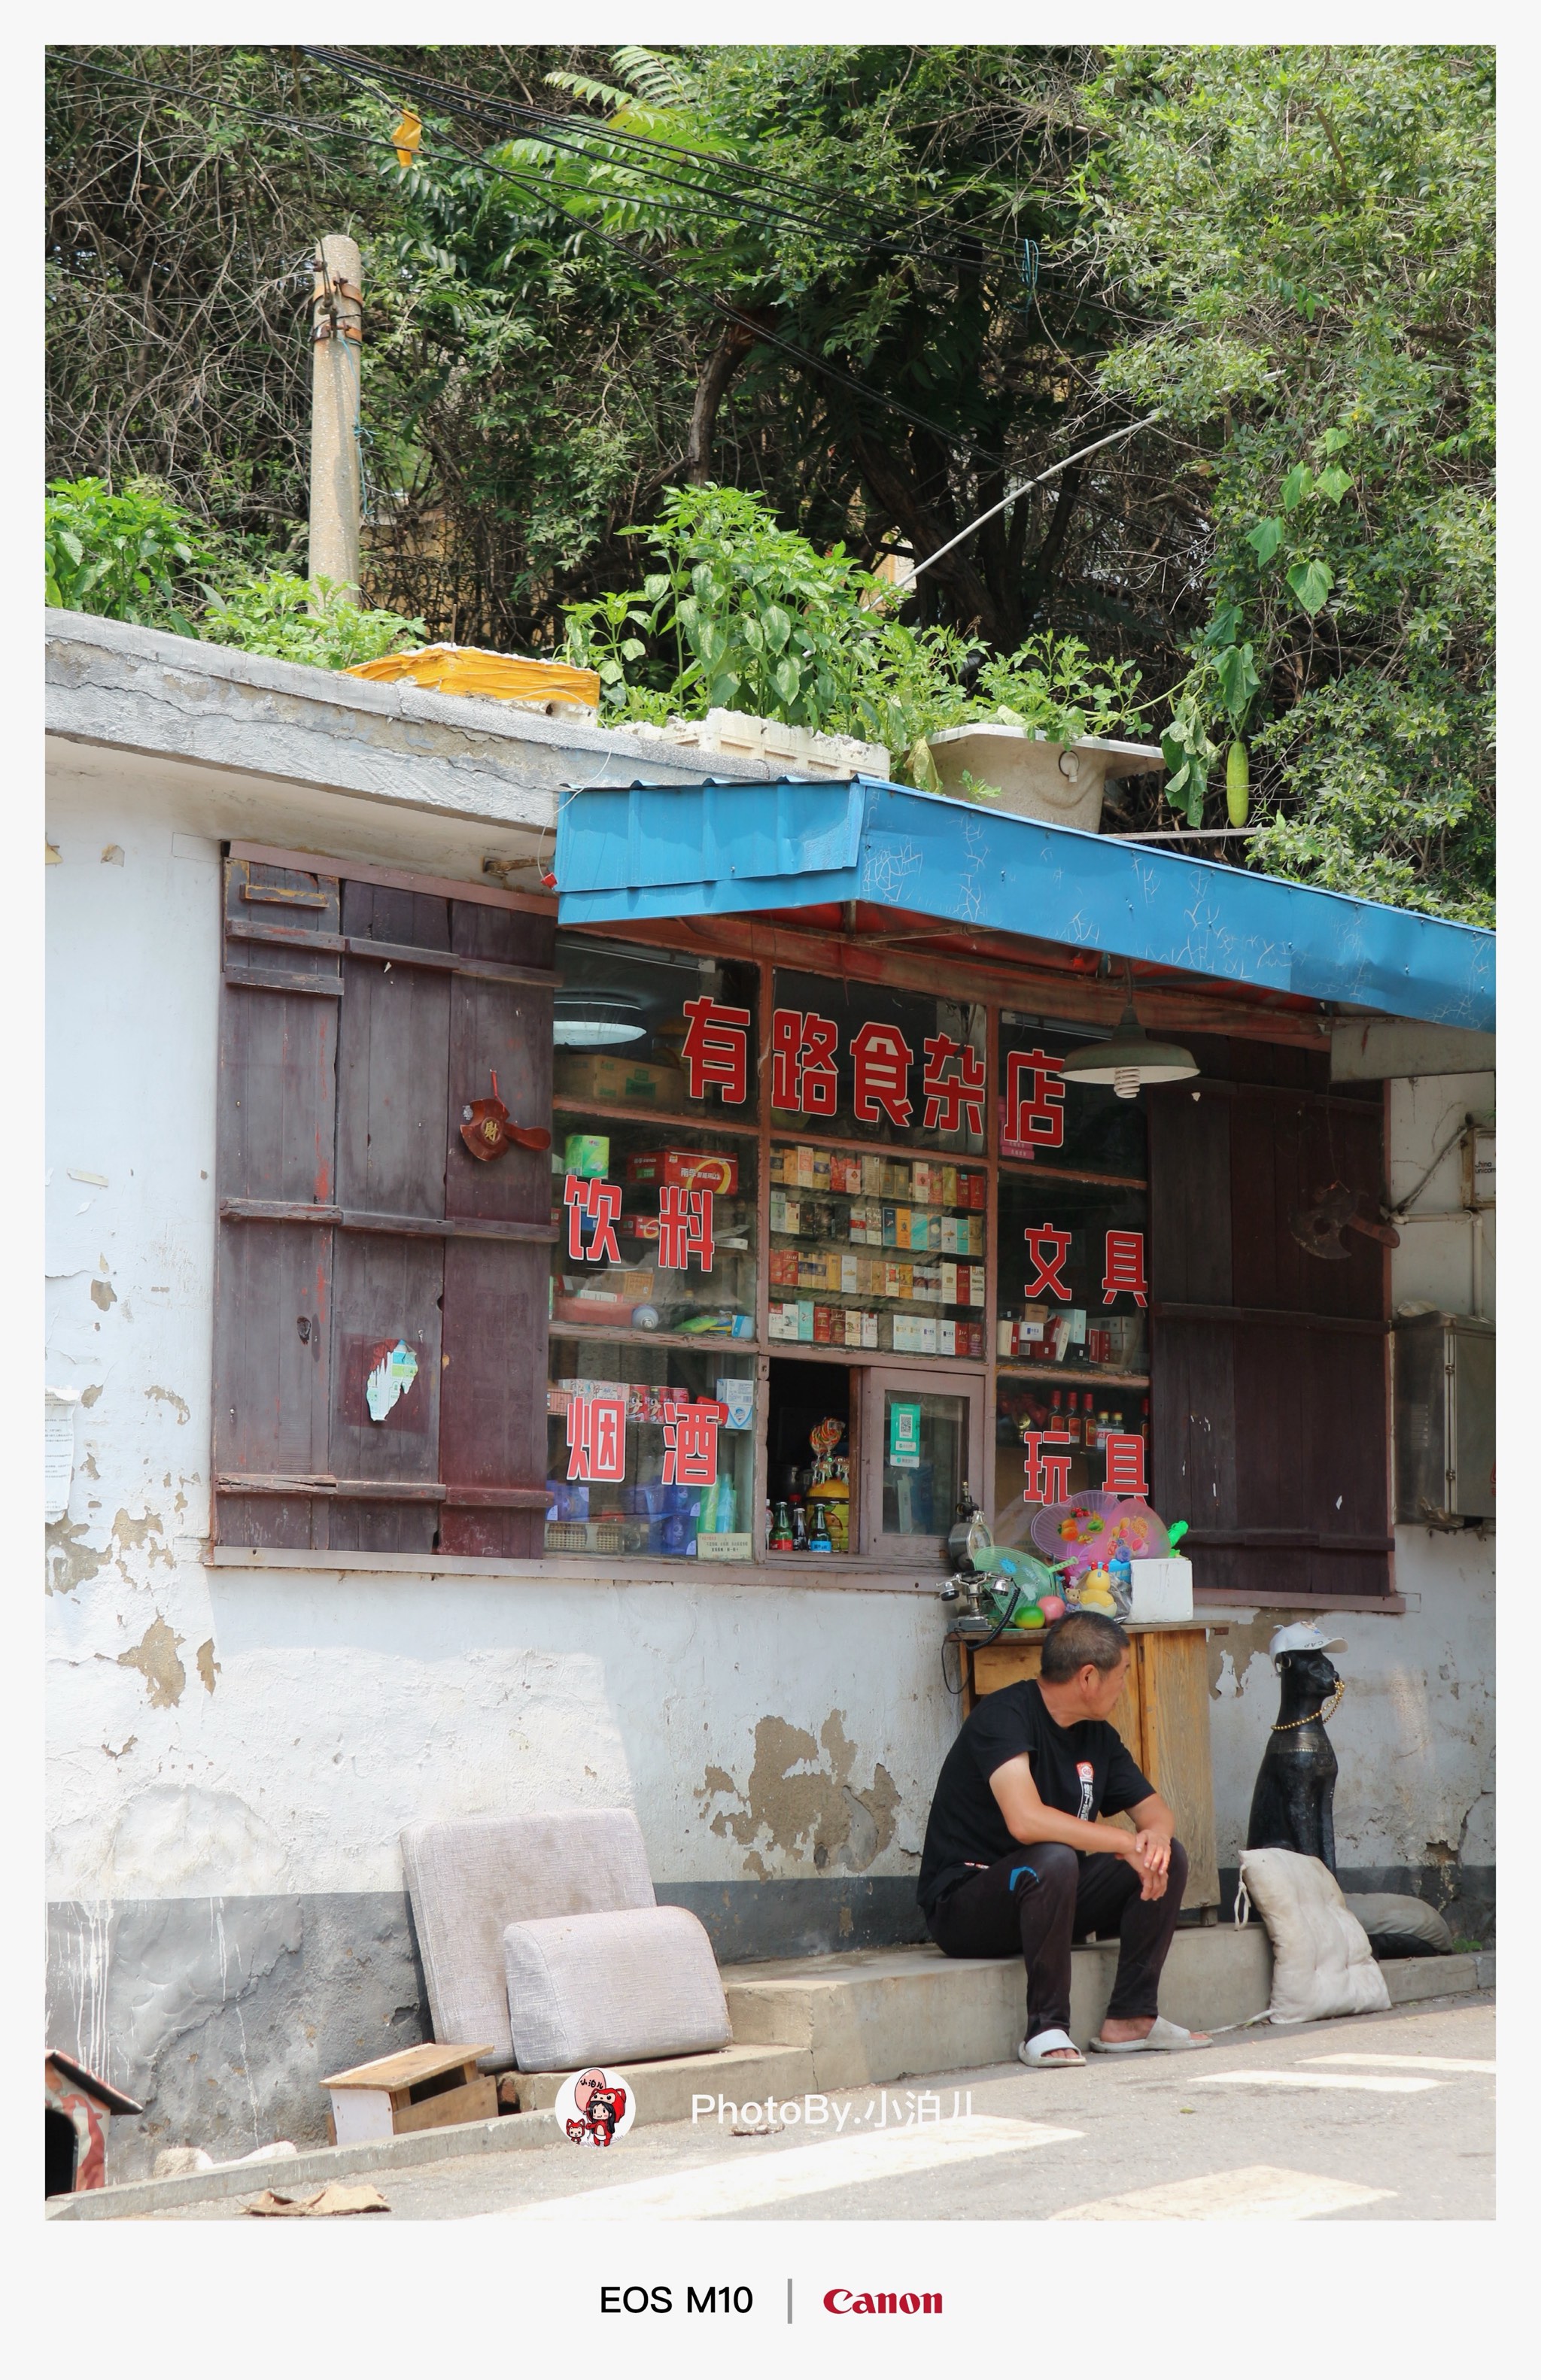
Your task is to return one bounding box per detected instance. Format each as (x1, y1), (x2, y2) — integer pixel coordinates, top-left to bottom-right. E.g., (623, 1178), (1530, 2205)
(955, 1623), (1220, 1914)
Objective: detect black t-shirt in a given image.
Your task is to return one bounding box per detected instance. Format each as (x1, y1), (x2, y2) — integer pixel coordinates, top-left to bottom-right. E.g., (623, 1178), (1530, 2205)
(916, 1679), (1153, 1914)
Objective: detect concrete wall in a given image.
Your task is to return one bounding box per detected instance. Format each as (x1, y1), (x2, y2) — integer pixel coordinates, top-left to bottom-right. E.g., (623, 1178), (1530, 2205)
(45, 724), (1496, 2173)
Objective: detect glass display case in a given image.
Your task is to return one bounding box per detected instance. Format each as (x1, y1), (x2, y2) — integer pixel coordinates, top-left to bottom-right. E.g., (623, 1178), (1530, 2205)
(768, 1140), (987, 1358)
(547, 1337), (756, 1561)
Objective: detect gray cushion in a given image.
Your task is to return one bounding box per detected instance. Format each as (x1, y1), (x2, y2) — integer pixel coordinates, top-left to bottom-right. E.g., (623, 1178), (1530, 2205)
(1342, 1893), (1454, 1959)
(503, 1905), (731, 2072)
(402, 1809), (655, 2070)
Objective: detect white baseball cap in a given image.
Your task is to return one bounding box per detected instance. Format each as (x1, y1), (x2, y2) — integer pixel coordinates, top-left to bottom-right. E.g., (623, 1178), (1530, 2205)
(1269, 1623), (1347, 1658)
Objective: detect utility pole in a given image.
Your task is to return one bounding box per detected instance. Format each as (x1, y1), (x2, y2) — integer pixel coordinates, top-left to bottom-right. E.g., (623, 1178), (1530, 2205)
(308, 235), (363, 593)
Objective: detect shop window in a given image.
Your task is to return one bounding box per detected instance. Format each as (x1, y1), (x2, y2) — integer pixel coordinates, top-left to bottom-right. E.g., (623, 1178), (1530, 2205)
(768, 1138), (986, 1359)
(551, 1122), (757, 1342)
(554, 934), (758, 1121)
(770, 970), (986, 1155)
(548, 1339), (755, 1560)
(998, 1012), (1147, 1177)
(211, 855), (555, 1558)
(765, 1360), (853, 1553)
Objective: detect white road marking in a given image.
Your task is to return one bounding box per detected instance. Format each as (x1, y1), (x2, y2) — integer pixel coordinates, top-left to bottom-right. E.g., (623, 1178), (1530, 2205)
(1051, 2165), (1394, 2222)
(488, 2116), (1080, 2222)
(1197, 2069), (1442, 2095)
(1302, 2052), (1496, 2075)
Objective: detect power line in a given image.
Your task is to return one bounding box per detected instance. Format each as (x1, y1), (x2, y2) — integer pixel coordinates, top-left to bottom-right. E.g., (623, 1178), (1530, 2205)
(61, 52), (1155, 518)
(303, 45), (1014, 277)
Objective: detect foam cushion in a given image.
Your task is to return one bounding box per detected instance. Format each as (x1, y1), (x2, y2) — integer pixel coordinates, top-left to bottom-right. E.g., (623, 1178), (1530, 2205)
(504, 1905), (731, 2072)
(1343, 1893), (1454, 1960)
(1239, 1847), (1391, 2024)
(402, 1809), (655, 2070)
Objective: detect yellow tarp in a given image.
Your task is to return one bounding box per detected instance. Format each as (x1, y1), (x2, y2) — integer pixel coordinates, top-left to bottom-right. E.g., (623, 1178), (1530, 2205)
(345, 644), (600, 709)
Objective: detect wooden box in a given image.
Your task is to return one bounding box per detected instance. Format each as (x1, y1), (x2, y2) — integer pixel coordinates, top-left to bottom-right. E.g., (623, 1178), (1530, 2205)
(320, 2043), (498, 2148)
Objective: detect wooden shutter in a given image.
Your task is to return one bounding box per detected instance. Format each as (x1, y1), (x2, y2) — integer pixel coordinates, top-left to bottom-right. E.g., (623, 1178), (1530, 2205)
(214, 861), (556, 1555)
(1147, 1043), (1392, 1601)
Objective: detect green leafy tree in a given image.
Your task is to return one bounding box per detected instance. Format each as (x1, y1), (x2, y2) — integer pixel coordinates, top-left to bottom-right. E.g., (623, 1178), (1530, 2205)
(44, 475), (223, 633)
(1084, 45), (1494, 920)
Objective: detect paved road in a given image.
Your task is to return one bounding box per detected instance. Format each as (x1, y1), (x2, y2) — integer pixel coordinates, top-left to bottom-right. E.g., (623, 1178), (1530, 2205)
(157, 1990), (1494, 2224)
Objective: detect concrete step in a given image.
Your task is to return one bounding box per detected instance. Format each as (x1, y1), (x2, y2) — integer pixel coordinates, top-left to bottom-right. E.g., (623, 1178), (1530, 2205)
(720, 1933), (1494, 2075)
(510, 2041), (813, 2127)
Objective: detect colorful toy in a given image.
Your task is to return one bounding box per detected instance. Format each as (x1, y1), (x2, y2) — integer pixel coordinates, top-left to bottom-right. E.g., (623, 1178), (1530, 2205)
(1038, 1593), (1066, 1623)
(1030, 1494), (1169, 1577)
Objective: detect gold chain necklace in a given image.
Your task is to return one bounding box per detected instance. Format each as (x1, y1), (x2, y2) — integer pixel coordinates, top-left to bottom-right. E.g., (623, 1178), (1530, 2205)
(1271, 1680), (1345, 1732)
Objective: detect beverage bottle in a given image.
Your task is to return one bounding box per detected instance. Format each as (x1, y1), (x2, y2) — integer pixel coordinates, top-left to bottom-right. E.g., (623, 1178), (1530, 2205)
(770, 1500), (793, 1551)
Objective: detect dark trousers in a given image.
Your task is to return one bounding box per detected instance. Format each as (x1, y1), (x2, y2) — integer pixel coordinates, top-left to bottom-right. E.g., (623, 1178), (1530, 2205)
(927, 1839), (1189, 2044)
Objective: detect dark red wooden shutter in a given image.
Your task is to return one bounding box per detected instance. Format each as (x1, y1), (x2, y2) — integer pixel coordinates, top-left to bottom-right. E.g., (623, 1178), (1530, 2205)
(1148, 1043), (1392, 1601)
(214, 858), (342, 1547)
(437, 900), (555, 1556)
(214, 862), (555, 1557)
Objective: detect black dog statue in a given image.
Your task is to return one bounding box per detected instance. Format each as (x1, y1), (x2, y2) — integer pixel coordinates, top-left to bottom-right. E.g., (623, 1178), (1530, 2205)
(1246, 1638), (1343, 1871)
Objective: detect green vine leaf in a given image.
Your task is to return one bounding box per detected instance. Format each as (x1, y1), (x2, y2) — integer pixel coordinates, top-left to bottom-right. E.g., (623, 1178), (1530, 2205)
(1286, 558), (1333, 616)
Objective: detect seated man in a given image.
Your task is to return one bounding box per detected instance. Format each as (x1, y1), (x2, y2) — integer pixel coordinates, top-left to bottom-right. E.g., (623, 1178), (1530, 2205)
(918, 1609), (1208, 2067)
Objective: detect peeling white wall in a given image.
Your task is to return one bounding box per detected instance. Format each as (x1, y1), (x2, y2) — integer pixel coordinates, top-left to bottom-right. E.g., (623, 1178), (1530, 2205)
(45, 763), (951, 1906)
(1204, 1068), (1496, 1878)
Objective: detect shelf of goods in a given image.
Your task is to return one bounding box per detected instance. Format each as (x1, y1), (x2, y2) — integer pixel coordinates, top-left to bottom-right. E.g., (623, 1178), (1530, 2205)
(767, 1142), (987, 1359)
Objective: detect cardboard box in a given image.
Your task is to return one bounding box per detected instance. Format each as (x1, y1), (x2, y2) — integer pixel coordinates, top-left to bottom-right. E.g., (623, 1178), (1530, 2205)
(555, 1053), (686, 1110)
(1129, 1557), (1193, 1623)
(625, 1148), (739, 1193)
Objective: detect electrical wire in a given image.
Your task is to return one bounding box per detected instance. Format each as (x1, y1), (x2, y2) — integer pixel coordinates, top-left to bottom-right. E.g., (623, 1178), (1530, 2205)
(303, 44), (1020, 276)
(65, 52), (1156, 505)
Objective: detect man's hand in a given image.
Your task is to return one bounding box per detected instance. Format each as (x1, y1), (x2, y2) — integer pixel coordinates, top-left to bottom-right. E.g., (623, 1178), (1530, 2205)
(1125, 1829), (1172, 1901)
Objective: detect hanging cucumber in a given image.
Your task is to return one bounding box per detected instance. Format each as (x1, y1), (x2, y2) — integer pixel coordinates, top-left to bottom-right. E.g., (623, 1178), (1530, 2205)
(1226, 739), (1250, 827)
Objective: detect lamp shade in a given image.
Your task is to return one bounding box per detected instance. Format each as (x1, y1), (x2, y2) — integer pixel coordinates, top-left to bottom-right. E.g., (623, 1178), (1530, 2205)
(1057, 1003), (1198, 1100)
(552, 993), (647, 1049)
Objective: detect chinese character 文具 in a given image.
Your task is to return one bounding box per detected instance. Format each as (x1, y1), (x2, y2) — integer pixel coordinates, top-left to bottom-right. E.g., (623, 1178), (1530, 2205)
(1101, 1229), (1149, 1307)
(679, 996), (750, 1105)
(1023, 1222), (1074, 1301)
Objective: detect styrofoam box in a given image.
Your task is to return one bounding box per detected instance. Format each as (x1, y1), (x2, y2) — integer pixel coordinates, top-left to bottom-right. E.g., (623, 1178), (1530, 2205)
(1129, 1556), (1193, 1623)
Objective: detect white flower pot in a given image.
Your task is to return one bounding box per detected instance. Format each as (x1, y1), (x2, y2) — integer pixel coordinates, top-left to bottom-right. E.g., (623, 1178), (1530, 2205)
(926, 725), (1163, 832)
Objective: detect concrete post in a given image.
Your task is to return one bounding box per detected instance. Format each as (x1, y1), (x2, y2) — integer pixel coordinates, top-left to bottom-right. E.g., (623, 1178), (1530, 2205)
(308, 235), (363, 593)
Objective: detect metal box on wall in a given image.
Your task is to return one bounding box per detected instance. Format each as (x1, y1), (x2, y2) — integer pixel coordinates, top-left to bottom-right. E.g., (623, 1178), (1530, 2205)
(1394, 1311), (1495, 1525)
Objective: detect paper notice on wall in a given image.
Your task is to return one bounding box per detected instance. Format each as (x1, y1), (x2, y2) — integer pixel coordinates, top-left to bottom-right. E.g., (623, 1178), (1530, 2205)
(45, 1388), (81, 1522)
(366, 1340), (419, 1423)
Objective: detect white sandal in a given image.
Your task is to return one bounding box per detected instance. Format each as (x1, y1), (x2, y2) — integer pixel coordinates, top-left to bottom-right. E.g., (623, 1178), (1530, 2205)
(1087, 2016), (1210, 2056)
(1018, 2028), (1086, 2069)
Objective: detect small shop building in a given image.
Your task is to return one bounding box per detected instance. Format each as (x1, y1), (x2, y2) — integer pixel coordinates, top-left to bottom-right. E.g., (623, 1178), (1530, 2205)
(46, 609), (1496, 2170)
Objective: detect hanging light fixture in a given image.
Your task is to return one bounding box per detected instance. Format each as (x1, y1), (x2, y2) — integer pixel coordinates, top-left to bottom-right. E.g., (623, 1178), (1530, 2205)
(552, 992), (647, 1049)
(1057, 967), (1198, 1100)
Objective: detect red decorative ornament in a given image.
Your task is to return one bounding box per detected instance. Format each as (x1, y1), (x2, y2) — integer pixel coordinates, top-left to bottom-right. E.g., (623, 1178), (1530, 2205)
(459, 1070), (551, 1162)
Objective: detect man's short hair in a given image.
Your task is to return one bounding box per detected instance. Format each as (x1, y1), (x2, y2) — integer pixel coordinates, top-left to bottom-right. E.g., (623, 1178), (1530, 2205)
(1040, 1609), (1130, 1683)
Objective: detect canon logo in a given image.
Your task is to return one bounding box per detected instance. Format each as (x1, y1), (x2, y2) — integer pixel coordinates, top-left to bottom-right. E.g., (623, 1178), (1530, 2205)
(822, 2290), (942, 2315)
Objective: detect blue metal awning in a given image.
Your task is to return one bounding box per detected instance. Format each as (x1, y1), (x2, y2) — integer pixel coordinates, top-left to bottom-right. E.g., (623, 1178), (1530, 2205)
(555, 776), (1494, 1033)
